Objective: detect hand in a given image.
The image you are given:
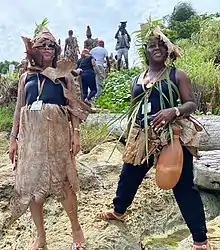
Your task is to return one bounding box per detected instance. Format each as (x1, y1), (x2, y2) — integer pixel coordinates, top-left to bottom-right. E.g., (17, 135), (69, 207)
(150, 108), (176, 132)
(100, 73), (105, 80)
(71, 133), (80, 156)
(9, 138), (18, 168)
(75, 68), (82, 75)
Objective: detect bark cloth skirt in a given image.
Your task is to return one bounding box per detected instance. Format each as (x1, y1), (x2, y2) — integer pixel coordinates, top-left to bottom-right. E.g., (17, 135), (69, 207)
(9, 104), (79, 220)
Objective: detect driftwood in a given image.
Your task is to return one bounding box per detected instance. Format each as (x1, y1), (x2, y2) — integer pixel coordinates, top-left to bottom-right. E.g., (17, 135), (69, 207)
(86, 114), (220, 151)
(194, 150), (220, 191)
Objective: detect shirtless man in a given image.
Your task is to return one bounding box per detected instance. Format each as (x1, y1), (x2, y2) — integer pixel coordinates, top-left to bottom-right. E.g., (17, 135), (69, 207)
(64, 30), (80, 63)
(84, 26), (98, 51)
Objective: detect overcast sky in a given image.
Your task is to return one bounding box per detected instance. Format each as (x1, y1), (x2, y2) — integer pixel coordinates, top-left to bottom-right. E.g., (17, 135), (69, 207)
(0, 0), (219, 65)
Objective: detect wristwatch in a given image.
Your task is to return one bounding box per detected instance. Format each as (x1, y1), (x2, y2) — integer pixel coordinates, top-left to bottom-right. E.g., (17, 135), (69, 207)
(174, 107), (181, 117)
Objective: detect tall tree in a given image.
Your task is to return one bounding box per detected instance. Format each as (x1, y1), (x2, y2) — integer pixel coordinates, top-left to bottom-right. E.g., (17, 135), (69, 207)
(167, 2), (198, 39)
(170, 2), (196, 22)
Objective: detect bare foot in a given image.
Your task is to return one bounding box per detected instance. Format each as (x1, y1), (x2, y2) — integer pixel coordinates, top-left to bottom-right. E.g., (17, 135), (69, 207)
(72, 225), (85, 244)
(31, 235), (46, 250)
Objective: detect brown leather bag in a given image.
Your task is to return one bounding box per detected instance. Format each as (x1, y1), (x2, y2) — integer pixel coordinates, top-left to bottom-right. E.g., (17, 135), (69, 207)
(155, 125), (183, 190)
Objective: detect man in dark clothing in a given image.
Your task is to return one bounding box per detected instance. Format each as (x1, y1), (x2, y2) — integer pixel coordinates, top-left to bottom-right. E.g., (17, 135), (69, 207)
(115, 21), (131, 70)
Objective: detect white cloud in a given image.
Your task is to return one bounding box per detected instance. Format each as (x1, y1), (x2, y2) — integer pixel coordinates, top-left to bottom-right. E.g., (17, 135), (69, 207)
(0, 0), (219, 65)
(56, 0), (63, 7)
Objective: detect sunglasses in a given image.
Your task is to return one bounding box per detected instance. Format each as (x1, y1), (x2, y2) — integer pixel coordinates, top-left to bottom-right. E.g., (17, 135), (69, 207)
(39, 42), (56, 50)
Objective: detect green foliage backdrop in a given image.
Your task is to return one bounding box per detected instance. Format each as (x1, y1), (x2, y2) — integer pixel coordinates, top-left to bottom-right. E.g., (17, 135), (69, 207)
(96, 67), (142, 113)
(0, 61), (19, 74)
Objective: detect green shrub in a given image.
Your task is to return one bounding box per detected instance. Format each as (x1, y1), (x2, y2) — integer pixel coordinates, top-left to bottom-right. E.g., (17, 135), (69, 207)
(80, 121), (113, 153)
(0, 107), (14, 132)
(174, 19), (220, 113)
(96, 67), (142, 113)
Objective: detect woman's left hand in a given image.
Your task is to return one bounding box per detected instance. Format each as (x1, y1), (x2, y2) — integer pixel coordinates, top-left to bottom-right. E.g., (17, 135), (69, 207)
(100, 73), (105, 80)
(71, 133), (80, 156)
(150, 108), (176, 132)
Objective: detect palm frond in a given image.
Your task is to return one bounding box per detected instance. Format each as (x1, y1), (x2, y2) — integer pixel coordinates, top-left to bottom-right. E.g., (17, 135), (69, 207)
(166, 73), (174, 107)
(126, 97), (143, 144)
(34, 18), (49, 37)
(158, 81), (165, 109)
(144, 96), (149, 162)
(168, 123), (174, 147)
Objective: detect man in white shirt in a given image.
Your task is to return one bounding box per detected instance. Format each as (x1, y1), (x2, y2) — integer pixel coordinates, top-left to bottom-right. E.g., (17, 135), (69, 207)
(91, 40), (110, 99)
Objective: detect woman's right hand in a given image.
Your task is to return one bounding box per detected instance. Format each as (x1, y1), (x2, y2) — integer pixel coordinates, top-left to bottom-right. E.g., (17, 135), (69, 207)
(9, 138), (18, 165)
(76, 68), (83, 75)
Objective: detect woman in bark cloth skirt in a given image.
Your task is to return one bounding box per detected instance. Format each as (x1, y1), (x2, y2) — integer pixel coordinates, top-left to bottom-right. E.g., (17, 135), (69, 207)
(5, 28), (91, 250)
(95, 23), (212, 250)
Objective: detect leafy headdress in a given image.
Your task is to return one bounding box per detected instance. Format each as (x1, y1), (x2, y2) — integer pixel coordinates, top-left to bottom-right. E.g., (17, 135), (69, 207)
(133, 18), (181, 66)
(21, 18), (61, 70)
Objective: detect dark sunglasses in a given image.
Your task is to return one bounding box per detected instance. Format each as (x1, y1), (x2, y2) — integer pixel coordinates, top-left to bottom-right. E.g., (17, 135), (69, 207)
(41, 42), (56, 49)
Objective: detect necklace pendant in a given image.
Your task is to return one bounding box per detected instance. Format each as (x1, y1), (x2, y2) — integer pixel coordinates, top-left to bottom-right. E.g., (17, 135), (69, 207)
(146, 82), (153, 88)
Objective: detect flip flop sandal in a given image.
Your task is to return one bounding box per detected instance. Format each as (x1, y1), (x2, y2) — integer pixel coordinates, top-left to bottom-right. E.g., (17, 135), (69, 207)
(95, 210), (126, 222)
(192, 242), (213, 250)
(70, 242), (86, 250)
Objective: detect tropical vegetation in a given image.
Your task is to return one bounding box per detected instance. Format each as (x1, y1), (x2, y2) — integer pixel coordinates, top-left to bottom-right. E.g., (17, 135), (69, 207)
(0, 2), (220, 133)
(98, 2), (220, 115)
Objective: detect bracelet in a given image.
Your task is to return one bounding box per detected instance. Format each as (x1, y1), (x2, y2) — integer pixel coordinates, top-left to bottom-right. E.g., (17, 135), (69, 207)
(10, 132), (18, 140)
(74, 128), (80, 132)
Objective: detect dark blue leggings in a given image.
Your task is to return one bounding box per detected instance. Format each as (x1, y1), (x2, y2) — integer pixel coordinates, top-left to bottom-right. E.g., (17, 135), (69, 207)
(81, 70), (97, 101)
(113, 147), (207, 243)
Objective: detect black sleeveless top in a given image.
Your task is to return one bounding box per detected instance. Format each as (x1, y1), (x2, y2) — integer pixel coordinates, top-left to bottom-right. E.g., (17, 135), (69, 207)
(24, 73), (67, 106)
(132, 67), (179, 124)
(77, 56), (94, 71)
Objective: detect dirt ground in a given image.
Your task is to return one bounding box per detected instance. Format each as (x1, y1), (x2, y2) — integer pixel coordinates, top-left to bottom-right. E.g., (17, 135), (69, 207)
(0, 134), (219, 250)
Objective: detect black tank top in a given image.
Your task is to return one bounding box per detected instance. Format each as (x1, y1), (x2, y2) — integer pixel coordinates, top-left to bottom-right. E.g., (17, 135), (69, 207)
(77, 56), (94, 71)
(24, 73), (67, 106)
(132, 67), (179, 124)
